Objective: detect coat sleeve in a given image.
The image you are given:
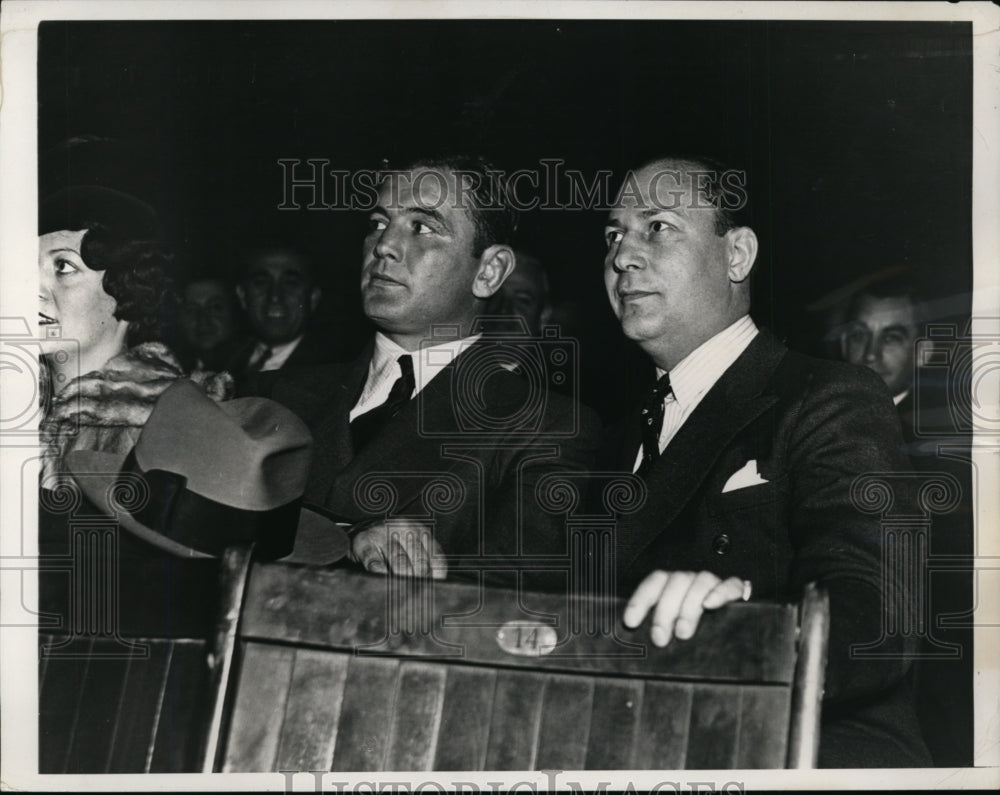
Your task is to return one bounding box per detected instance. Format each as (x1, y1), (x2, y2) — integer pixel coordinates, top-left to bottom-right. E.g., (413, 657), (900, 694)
(473, 388), (603, 590)
(782, 358), (917, 703)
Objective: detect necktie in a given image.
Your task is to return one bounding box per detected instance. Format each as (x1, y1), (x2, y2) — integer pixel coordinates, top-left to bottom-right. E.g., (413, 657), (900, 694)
(636, 372), (673, 478)
(245, 344), (273, 377)
(350, 354), (416, 453)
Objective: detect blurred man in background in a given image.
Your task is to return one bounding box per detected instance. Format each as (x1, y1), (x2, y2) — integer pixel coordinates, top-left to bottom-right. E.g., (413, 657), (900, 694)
(840, 275), (920, 443)
(487, 248), (551, 335)
(177, 274), (246, 373)
(234, 245), (329, 394)
(838, 274), (973, 767)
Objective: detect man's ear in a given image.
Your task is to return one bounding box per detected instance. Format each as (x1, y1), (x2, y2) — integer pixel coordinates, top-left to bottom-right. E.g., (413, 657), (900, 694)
(726, 226), (758, 284)
(235, 284), (248, 311)
(309, 286), (322, 313)
(472, 245), (516, 299)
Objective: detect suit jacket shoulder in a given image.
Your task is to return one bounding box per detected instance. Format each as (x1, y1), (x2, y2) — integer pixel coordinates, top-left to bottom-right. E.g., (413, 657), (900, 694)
(770, 344), (898, 406)
(263, 341), (372, 426)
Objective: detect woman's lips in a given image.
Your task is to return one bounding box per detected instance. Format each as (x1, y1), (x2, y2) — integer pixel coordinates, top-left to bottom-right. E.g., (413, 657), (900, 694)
(39, 312), (58, 325)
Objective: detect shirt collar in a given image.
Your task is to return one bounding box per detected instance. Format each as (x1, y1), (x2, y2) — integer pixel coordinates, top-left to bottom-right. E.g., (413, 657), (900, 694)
(263, 335), (303, 359)
(253, 334), (304, 371)
(372, 331), (482, 394)
(656, 315), (759, 409)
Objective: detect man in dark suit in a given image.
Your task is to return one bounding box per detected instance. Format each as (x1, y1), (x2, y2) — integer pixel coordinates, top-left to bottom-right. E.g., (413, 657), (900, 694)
(839, 278), (974, 766)
(270, 156), (600, 580)
(233, 245), (339, 395)
(602, 156), (930, 767)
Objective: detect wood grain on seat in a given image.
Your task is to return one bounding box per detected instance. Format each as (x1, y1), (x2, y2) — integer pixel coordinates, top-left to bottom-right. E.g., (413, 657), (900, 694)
(209, 563), (825, 772)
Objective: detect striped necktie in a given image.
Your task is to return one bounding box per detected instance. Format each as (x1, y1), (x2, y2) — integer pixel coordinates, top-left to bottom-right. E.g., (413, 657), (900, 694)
(636, 372), (672, 478)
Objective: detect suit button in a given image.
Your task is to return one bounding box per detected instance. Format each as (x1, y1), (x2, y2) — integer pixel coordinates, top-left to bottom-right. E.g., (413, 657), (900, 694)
(712, 534), (731, 555)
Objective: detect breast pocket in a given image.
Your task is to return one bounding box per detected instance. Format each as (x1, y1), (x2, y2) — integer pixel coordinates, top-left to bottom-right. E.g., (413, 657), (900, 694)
(707, 473), (790, 516)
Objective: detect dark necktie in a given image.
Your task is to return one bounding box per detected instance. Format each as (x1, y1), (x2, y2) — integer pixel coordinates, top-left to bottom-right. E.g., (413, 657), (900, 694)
(245, 344), (273, 376)
(350, 354), (415, 453)
(636, 372), (673, 478)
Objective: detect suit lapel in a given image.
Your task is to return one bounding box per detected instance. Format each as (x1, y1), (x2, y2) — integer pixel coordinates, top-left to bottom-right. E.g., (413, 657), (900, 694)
(617, 330), (787, 571)
(321, 339), (492, 516)
(284, 332), (313, 369)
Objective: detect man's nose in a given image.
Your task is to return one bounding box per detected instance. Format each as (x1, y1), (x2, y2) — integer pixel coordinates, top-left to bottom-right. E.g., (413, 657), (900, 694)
(373, 226), (403, 262)
(267, 281), (285, 303)
(864, 335), (880, 362)
(612, 236), (645, 272)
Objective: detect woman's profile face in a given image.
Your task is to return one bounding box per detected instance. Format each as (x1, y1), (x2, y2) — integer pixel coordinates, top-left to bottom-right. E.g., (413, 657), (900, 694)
(39, 229), (127, 363)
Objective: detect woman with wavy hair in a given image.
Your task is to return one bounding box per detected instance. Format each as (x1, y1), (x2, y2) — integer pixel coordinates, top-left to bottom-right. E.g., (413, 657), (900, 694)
(39, 186), (231, 478)
(38, 185), (230, 639)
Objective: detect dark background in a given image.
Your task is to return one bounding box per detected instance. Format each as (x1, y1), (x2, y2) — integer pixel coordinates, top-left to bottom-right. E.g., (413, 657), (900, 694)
(38, 19), (973, 419)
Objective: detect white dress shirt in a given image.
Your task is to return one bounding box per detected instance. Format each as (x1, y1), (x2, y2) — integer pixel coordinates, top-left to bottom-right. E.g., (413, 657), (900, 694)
(249, 335), (304, 372)
(349, 332), (482, 421)
(633, 315), (759, 472)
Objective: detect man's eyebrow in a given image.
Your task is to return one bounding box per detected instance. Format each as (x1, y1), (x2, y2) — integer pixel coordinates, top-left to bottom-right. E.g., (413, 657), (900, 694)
(639, 207), (684, 219)
(369, 204), (449, 228)
(406, 206), (447, 226)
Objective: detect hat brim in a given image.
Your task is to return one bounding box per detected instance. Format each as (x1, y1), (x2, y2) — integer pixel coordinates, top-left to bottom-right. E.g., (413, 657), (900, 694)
(64, 449), (350, 566)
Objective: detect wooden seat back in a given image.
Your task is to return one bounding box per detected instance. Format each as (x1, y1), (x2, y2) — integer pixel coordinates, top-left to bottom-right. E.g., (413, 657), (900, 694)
(205, 555), (828, 772)
(39, 635), (207, 773)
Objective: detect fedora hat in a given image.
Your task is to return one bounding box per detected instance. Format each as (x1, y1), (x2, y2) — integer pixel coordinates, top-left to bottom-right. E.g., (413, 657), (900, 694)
(64, 379), (349, 565)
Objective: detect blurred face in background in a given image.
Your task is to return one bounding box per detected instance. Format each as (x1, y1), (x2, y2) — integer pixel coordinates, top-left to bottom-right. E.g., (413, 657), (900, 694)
(237, 250), (321, 346)
(38, 228), (129, 373)
(179, 278), (237, 353)
(490, 252), (549, 335)
(841, 293), (918, 397)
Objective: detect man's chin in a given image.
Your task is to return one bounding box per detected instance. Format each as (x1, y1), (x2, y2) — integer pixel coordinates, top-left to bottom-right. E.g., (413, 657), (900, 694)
(619, 316), (659, 344)
(256, 320), (302, 343)
(362, 293), (405, 319)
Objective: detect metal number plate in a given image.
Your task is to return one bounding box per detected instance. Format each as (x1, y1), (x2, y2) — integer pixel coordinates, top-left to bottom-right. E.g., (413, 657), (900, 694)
(495, 621), (557, 657)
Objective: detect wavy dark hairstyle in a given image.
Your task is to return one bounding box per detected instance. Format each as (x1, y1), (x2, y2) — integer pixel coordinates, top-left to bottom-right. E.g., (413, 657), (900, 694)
(79, 224), (179, 347)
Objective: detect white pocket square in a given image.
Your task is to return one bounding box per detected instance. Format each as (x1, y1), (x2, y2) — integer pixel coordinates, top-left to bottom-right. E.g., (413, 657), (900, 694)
(722, 459), (769, 493)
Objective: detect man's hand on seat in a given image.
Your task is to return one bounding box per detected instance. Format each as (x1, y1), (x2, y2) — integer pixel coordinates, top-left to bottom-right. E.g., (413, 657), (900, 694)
(623, 570), (749, 647)
(348, 519), (448, 579)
